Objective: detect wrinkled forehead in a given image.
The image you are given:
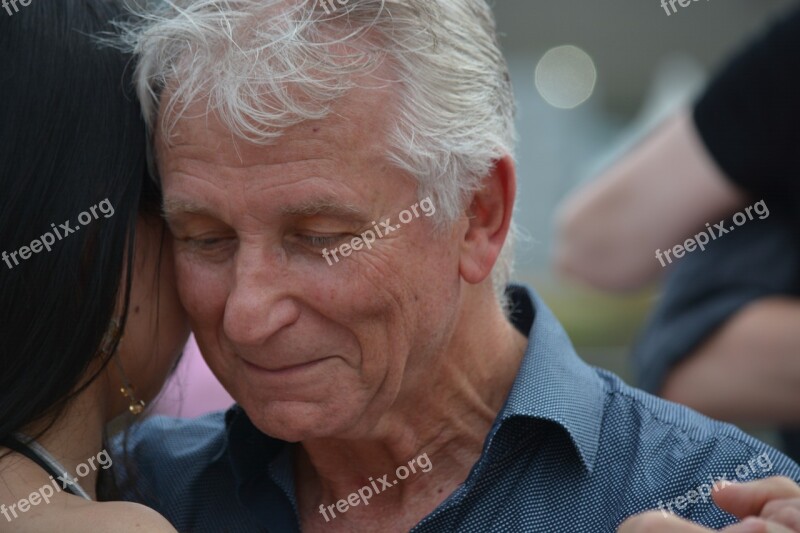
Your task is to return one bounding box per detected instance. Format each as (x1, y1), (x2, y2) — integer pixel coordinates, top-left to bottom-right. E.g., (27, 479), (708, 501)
(154, 78), (399, 173)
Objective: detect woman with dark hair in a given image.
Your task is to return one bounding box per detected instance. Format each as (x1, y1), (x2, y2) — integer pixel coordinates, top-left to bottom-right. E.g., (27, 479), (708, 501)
(0, 1), (188, 530)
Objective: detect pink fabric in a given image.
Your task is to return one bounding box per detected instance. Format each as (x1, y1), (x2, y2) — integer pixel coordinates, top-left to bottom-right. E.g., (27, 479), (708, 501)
(152, 335), (235, 418)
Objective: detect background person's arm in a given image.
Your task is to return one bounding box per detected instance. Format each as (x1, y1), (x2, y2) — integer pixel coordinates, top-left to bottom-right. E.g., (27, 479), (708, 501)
(660, 297), (800, 427)
(554, 109), (748, 292)
(556, 4), (800, 292)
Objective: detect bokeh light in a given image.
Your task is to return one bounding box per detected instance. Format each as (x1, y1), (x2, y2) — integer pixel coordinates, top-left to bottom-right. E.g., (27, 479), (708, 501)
(535, 45), (597, 109)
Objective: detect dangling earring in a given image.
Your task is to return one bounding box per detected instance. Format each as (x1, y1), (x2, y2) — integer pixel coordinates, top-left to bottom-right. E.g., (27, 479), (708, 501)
(118, 378), (146, 415)
(100, 319), (146, 416)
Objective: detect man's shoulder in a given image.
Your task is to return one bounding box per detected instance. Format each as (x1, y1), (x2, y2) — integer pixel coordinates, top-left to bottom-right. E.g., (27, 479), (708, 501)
(110, 409), (266, 531)
(111, 410), (233, 505)
(590, 368), (800, 524)
(595, 368), (784, 455)
(123, 410), (229, 462)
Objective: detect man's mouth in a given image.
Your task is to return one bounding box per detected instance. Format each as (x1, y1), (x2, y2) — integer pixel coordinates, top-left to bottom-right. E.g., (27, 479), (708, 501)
(240, 356), (336, 376)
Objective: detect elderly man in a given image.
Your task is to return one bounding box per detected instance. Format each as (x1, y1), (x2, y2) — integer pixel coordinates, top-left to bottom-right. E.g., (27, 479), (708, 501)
(116, 1), (800, 531)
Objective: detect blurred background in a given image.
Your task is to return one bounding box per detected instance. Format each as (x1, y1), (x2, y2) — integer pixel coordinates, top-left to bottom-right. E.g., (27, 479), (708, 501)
(154, 0), (796, 445)
(496, 0), (798, 447)
(495, 0), (794, 375)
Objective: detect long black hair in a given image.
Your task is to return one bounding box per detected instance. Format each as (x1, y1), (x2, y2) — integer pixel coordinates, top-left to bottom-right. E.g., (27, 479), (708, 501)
(0, 0), (159, 452)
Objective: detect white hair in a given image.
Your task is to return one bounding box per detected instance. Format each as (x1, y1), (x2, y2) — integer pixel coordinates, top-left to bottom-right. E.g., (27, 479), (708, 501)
(118, 0), (518, 305)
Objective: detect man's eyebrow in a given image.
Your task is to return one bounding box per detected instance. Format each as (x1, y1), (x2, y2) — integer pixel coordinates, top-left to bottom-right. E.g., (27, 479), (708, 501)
(280, 200), (366, 218)
(162, 198), (368, 220)
(162, 199), (216, 219)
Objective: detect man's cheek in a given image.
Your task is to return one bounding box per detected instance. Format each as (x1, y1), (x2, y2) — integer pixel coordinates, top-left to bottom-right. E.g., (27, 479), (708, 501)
(175, 258), (229, 320)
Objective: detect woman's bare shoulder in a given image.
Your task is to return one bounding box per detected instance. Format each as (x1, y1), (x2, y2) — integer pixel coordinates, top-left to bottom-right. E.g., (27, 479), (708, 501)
(83, 502), (178, 532)
(1, 501), (177, 533)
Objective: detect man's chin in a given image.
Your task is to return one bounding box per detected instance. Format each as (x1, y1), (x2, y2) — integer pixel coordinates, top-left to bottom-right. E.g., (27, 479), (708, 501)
(241, 401), (359, 442)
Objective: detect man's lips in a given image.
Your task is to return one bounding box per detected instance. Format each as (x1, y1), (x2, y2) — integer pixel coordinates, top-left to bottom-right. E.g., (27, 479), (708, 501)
(240, 356), (335, 375)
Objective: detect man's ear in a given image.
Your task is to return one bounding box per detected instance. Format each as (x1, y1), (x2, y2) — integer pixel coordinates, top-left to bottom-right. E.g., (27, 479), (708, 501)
(459, 154), (516, 285)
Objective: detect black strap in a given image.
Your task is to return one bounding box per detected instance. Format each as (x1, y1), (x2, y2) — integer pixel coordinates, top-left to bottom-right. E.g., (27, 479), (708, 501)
(0, 434), (83, 496)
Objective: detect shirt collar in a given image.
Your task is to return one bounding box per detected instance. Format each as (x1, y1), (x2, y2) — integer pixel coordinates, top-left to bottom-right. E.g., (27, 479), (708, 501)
(498, 284), (605, 472)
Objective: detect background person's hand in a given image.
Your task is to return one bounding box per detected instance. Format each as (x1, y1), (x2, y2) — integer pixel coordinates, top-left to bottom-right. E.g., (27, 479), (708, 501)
(618, 512), (715, 532)
(618, 477), (800, 532)
(618, 512), (795, 532)
(715, 477), (800, 531)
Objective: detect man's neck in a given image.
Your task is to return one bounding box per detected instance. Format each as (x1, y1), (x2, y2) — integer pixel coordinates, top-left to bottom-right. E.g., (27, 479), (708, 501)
(296, 289), (529, 530)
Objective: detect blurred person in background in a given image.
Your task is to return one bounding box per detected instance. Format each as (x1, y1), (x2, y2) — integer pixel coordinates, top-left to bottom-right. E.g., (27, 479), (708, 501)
(555, 5), (800, 463)
(0, 1), (189, 530)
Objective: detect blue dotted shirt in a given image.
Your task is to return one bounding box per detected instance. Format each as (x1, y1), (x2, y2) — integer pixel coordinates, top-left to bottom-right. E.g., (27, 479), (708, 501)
(116, 285), (800, 532)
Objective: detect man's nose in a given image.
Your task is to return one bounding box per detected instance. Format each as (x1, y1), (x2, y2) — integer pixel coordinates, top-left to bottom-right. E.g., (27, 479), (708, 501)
(222, 247), (300, 346)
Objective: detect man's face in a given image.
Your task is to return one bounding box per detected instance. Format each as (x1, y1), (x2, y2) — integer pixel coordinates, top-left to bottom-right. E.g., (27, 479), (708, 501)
(158, 88), (465, 441)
